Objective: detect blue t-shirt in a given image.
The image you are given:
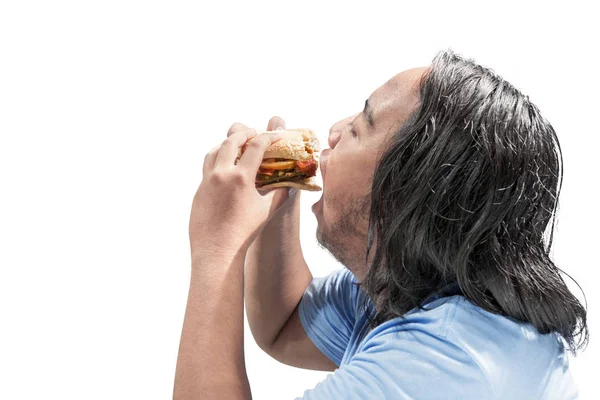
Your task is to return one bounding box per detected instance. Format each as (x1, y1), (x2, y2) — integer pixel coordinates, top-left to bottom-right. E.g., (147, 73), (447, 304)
(297, 268), (577, 399)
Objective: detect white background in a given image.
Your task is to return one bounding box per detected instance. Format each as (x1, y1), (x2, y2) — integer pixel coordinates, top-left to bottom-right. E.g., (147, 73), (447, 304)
(1, 0), (598, 399)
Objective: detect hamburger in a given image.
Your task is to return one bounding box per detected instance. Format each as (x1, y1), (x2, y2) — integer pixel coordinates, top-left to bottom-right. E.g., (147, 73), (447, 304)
(240, 128), (321, 192)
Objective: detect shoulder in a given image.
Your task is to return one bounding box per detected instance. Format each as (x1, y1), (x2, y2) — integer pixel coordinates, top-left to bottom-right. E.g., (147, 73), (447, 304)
(308, 267), (358, 293)
(301, 268), (360, 309)
(446, 297), (576, 398)
(344, 298), (496, 399)
(357, 296), (575, 399)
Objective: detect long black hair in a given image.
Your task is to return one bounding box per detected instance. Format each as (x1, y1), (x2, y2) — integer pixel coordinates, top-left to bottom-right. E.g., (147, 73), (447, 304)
(363, 50), (588, 352)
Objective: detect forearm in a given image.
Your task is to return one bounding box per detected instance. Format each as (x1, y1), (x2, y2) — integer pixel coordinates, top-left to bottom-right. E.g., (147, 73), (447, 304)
(174, 253), (251, 400)
(245, 192), (313, 350)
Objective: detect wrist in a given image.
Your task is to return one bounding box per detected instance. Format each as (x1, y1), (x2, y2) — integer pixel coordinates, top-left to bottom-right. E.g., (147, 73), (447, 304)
(263, 194), (301, 229)
(190, 240), (248, 268)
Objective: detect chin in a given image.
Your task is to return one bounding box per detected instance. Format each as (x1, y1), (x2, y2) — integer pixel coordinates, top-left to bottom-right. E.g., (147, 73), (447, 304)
(311, 196), (324, 225)
(315, 220), (326, 244)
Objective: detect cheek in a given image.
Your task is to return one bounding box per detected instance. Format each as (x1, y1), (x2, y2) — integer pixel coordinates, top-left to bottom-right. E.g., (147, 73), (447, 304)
(321, 155), (345, 223)
(322, 153), (372, 222)
(325, 147), (376, 199)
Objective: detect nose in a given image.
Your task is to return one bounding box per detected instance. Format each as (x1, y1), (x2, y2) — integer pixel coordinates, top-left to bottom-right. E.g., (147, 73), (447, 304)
(328, 114), (357, 148)
(328, 123), (342, 149)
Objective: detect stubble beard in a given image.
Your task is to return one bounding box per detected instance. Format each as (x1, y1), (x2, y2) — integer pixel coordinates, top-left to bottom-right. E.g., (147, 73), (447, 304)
(316, 193), (371, 277)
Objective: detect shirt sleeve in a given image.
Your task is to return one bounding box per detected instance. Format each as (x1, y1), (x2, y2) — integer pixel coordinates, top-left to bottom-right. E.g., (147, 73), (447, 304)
(298, 268), (360, 366)
(296, 329), (496, 400)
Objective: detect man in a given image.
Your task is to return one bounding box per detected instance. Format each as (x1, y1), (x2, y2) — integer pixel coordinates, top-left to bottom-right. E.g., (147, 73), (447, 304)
(174, 50), (588, 399)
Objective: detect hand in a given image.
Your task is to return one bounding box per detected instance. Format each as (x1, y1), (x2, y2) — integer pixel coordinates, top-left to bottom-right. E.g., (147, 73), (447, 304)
(189, 125), (291, 259)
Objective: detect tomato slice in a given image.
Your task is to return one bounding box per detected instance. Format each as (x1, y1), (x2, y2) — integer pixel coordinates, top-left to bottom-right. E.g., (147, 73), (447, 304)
(258, 169), (274, 176)
(260, 160), (296, 170)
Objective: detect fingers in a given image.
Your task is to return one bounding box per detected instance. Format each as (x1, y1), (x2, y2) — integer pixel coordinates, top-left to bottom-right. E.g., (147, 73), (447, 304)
(215, 129), (257, 168)
(267, 116), (286, 131)
(207, 120), (283, 176)
(227, 122), (250, 137)
(238, 132), (283, 171)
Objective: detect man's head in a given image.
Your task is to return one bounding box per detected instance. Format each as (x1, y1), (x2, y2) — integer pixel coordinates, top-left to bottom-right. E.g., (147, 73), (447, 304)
(312, 67), (426, 275)
(313, 50), (587, 351)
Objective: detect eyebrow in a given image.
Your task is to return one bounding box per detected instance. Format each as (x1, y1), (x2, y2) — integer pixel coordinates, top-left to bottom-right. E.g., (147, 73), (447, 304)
(364, 99), (375, 128)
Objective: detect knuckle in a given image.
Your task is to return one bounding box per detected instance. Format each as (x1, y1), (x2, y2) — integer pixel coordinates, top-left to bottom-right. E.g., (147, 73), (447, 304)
(208, 169), (248, 186)
(231, 170), (248, 185)
(246, 139), (264, 150)
(227, 122), (246, 136)
(222, 137), (236, 147)
(203, 150), (215, 165)
(209, 171), (226, 184)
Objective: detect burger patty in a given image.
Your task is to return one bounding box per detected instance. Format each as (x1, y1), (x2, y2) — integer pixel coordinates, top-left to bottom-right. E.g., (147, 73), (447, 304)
(255, 171), (308, 186)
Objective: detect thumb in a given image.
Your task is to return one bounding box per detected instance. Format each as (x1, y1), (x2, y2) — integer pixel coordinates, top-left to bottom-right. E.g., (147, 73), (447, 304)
(267, 116), (286, 131)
